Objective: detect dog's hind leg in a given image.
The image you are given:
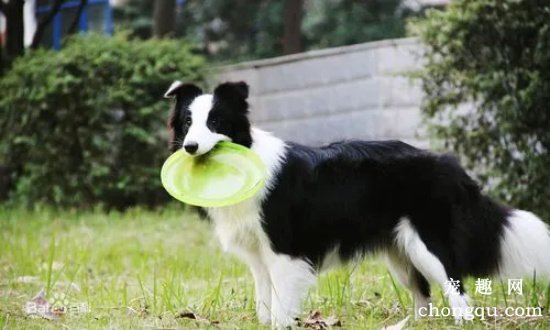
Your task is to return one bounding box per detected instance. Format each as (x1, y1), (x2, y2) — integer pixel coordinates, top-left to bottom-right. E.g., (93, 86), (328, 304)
(394, 218), (473, 322)
(384, 250), (431, 320)
(266, 254), (317, 327)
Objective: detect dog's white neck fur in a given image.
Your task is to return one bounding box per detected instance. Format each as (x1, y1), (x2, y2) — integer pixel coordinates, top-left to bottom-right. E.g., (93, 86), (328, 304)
(206, 127), (286, 255)
(248, 128), (287, 197)
(207, 127), (286, 229)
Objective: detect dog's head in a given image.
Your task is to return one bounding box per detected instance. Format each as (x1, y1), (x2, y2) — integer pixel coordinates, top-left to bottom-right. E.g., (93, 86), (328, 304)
(165, 81), (252, 156)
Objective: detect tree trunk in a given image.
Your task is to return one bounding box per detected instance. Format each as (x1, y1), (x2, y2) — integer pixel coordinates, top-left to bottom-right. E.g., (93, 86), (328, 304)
(4, 0), (25, 60)
(153, 0), (176, 38)
(282, 0), (304, 55)
(31, 0), (64, 49)
(67, 0), (89, 35)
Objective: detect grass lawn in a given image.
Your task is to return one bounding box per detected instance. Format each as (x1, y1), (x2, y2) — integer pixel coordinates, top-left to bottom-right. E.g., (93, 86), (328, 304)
(0, 206), (548, 329)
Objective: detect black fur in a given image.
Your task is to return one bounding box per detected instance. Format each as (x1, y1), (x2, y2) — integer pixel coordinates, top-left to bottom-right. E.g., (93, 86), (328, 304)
(260, 141), (509, 295)
(211, 82), (252, 148)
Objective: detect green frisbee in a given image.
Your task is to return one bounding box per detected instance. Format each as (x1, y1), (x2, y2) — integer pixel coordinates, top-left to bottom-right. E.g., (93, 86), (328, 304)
(161, 141), (267, 207)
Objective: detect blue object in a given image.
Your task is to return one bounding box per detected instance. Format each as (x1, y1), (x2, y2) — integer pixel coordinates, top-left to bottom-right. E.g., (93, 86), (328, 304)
(35, 0), (112, 50)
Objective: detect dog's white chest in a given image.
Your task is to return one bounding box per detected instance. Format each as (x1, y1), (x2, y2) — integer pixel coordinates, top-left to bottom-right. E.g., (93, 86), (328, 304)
(206, 128), (286, 259)
(208, 201), (267, 256)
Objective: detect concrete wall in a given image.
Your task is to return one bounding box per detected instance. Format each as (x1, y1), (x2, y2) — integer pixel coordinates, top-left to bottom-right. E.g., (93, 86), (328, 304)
(212, 38), (427, 148)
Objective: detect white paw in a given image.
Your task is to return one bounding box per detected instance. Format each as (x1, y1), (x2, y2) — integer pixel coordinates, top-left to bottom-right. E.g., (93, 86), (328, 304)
(270, 310), (295, 328)
(448, 294), (473, 323)
(256, 304), (271, 324)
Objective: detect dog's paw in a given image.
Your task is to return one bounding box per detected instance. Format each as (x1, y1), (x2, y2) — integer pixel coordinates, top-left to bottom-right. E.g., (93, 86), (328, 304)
(257, 308), (271, 324)
(255, 300), (272, 324)
(449, 294), (474, 324)
(270, 312), (296, 328)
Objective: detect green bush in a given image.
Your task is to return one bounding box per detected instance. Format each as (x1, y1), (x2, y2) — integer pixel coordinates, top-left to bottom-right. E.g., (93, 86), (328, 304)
(0, 33), (205, 208)
(411, 0), (550, 220)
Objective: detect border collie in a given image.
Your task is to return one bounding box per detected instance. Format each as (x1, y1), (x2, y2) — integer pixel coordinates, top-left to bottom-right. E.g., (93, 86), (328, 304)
(164, 81), (550, 327)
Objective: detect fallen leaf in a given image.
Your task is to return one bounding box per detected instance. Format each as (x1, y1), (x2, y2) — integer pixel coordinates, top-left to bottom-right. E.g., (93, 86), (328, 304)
(353, 299), (374, 307)
(135, 304), (149, 318)
(303, 310), (342, 329)
(177, 311), (219, 325)
(382, 316), (410, 330)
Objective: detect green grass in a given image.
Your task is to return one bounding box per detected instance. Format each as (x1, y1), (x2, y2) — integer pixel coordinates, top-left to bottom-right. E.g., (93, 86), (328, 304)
(0, 206), (548, 329)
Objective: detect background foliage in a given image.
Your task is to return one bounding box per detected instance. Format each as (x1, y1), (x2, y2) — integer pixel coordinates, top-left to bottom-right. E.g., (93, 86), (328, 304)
(412, 0), (550, 220)
(117, 0), (417, 62)
(0, 33), (205, 208)
(303, 0), (411, 50)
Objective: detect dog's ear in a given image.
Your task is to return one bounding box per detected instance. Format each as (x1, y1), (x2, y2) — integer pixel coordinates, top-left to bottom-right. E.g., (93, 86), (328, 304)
(165, 81), (202, 152)
(164, 81), (203, 100)
(165, 81), (202, 131)
(213, 81), (249, 101)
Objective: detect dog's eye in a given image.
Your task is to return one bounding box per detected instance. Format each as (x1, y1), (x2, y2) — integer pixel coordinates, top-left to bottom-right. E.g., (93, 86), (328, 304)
(209, 118), (219, 127)
(185, 118), (192, 126)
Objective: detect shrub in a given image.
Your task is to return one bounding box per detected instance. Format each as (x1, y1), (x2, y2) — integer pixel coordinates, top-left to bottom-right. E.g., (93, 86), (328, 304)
(0, 33), (205, 208)
(411, 0), (550, 220)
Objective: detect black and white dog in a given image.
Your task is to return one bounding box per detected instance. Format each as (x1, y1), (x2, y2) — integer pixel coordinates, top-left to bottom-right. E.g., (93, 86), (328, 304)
(164, 81), (550, 327)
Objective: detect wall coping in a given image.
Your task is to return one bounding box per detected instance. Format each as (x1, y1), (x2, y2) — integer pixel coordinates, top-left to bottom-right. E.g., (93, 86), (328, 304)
(215, 37), (419, 72)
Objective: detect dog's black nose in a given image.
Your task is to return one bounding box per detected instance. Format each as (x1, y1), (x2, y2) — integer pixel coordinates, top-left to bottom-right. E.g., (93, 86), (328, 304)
(184, 142), (199, 154)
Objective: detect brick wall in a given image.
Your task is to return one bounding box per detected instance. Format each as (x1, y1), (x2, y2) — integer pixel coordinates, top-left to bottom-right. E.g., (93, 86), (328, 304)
(212, 38), (427, 148)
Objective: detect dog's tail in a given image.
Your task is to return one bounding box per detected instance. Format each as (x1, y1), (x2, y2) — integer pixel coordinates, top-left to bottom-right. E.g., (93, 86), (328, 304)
(497, 210), (550, 279)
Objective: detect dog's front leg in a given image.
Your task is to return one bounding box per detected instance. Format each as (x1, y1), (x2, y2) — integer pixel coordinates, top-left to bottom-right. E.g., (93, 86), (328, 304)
(268, 255), (316, 327)
(249, 261), (272, 324)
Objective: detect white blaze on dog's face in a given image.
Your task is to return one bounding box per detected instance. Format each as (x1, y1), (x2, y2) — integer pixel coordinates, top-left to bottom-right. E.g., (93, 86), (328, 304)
(165, 81), (252, 156)
(182, 94), (230, 155)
